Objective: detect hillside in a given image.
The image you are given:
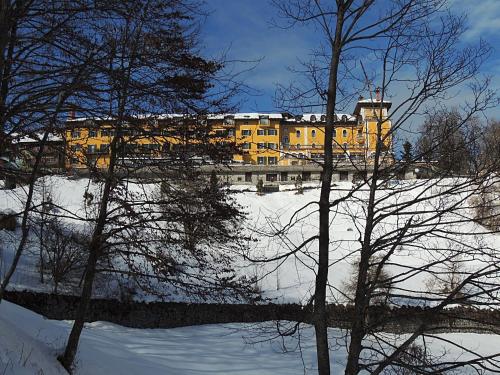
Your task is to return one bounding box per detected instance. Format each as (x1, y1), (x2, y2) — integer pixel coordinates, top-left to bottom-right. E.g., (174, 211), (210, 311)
(0, 176), (499, 306)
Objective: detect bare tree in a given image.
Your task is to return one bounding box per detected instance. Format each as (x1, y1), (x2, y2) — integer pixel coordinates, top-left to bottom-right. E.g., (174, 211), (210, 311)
(57, 0), (253, 371)
(260, 1), (500, 374)
(0, 0), (98, 302)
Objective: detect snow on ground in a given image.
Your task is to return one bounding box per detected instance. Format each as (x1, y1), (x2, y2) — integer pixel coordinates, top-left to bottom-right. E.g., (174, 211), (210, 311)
(2, 300), (500, 375)
(0, 176), (499, 305)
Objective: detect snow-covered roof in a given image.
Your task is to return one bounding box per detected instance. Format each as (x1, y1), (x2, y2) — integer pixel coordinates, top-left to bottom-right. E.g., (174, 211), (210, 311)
(66, 112), (362, 124)
(233, 113), (283, 120)
(357, 98), (391, 104)
(66, 116), (114, 122)
(11, 132), (63, 144)
(283, 113), (357, 123)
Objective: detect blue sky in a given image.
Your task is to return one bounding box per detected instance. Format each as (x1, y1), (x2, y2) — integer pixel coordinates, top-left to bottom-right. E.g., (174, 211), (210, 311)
(202, 0), (500, 123)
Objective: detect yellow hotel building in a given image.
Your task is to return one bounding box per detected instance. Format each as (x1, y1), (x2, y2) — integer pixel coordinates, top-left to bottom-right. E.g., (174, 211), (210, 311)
(65, 95), (392, 169)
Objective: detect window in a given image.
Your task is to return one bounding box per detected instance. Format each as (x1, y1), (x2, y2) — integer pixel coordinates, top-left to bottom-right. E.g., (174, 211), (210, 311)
(302, 171), (311, 181)
(339, 171), (349, 181)
(245, 172), (252, 182)
(227, 129), (235, 137)
(241, 129), (252, 136)
(224, 117), (235, 125)
(280, 172), (288, 181)
(342, 129), (348, 137)
(215, 129), (226, 137)
(87, 144), (97, 153)
(267, 143), (277, 149)
(70, 144), (82, 152)
(343, 142), (349, 150)
(257, 142), (265, 149)
(266, 173), (277, 182)
(320, 115), (326, 122)
(89, 130), (97, 137)
(296, 130), (301, 137)
(257, 156), (266, 165)
(310, 115), (316, 122)
(242, 142), (251, 150)
(257, 129), (265, 136)
(283, 136), (289, 144)
(259, 116), (270, 125)
(358, 129), (363, 135)
(311, 143), (316, 149)
(101, 129), (109, 137)
(268, 157), (277, 165)
(100, 144), (110, 152)
(71, 130), (80, 138)
(311, 129), (316, 137)
(296, 144), (301, 149)
(267, 129), (277, 136)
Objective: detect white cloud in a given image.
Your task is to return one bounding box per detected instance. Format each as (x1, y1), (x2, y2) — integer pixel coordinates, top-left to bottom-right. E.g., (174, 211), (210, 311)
(450, 0), (500, 40)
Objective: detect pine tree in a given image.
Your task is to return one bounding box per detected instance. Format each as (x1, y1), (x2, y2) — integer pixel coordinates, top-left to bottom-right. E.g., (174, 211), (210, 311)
(402, 140), (413, 164)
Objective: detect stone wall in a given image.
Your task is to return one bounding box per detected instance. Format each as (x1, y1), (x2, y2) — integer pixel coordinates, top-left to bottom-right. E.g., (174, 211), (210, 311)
(5, 290), (500, 334)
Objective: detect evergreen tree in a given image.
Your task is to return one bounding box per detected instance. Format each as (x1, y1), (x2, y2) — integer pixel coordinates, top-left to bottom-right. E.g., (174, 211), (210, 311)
(401, 140), (413, 164)
(295, 175), (303, 194)
(256, 178), (264, 195)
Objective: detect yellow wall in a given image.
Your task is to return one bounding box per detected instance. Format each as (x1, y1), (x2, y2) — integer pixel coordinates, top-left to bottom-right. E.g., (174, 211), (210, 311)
(65, 105), (392, 169)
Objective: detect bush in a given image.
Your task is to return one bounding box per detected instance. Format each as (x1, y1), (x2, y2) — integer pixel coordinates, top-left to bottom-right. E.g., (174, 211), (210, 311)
(0, 210), (17, 231)
(38, 218), (88, 294)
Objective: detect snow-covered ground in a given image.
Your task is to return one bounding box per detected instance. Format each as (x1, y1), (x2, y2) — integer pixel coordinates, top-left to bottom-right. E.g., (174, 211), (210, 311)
(2, 300), (500, 374)
(1, 176), (500, 374)
(0, 176), (499, 305)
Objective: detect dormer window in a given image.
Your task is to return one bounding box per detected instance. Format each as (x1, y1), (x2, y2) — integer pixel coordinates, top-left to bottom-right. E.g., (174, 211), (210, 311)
(320, 115), (326, 122)
(259, 116), (270, 125)
(342, 115), (347, 122)
(223, 116), (235, 125)
(310, 115), (316, 122)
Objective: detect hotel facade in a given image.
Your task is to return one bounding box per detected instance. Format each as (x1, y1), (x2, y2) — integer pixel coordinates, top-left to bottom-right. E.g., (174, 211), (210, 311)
(65, 95), (392, 170)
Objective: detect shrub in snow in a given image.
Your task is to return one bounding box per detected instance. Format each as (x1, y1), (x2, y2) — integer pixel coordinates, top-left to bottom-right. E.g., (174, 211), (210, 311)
(343, 254), (392, 306)
(256, 178), (264, 195)
(295, 175), (303, 194)
(0, 210), (16, 231)
(35, 218), (89, 294)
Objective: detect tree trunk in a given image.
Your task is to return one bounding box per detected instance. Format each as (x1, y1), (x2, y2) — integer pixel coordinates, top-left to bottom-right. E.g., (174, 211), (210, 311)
(59, 133), (119, 372)
(314, 8), (344, 375)
(344, 113), (384, 375)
